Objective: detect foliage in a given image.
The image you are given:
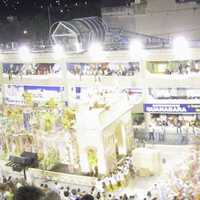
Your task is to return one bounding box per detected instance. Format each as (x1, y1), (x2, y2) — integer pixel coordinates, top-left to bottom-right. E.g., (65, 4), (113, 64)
(40, 147), (60, 170)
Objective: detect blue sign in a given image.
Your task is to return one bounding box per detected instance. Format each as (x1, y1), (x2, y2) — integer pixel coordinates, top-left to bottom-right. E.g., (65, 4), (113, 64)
(144, 104), (200, 113)
(176, 0), (196, 3)
(24, 85), (64, 92)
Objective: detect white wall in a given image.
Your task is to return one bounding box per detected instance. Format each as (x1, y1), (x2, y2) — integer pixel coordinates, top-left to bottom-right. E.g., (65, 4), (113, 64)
(102, 0), (200, 40)
(102, 6), (136, 32)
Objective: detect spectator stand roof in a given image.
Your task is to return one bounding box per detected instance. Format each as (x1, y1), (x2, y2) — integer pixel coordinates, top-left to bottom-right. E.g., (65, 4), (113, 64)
(50, 17), (108, 52)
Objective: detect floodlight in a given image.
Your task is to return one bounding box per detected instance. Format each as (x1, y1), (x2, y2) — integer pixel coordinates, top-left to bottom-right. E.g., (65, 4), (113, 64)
(129, 40), (143, 53)
(172, 36), (191, 59)
(129, 39), (146, 60)
(88, 42), (104, 60)
(53, 44), (65, 59)
(18, 45), (33, 62)
(89, 42), (103, 54)
(75, 42), (82, 52)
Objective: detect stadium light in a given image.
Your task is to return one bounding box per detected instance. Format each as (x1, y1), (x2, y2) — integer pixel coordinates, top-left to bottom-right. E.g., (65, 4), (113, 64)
(18, 45), (33, 62)
(172, 36), (191, 59)
(89, 42), (103, 53)
(53, 44), (65, 59)
(88, 42), (104, 60)
(75, 42), (82, 53)
(129, 39), (146, 60)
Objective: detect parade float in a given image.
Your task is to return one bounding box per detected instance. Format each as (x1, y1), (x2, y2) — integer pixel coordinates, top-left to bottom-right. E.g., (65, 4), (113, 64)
(0, 98), (80, 172)
(0, 82), (139, 180)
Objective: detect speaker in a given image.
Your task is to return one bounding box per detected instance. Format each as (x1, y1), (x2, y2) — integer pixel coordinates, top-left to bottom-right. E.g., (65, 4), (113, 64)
(21, 152), (38, 167)
(21, 152), (37, 160)
(9, 156), (30, 165)
(12, 164), (23, 172)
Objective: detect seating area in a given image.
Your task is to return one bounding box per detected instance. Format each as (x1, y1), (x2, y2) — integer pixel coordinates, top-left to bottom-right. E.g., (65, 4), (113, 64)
(67, 63), (140, 76)
(3, 63), (61, 76)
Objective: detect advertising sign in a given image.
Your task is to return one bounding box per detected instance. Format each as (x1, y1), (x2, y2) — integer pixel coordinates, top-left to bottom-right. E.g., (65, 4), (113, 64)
(4, 85), (64, 105)
(176, 0), (196, 3)
(144, 104), (200, 113)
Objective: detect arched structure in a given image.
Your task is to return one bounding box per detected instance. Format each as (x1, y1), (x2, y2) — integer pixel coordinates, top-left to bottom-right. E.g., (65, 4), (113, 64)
(50, 17), (108, 52)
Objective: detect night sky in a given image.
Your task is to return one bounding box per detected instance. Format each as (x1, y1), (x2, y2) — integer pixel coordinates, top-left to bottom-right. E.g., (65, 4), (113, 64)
(0, 0), (130, 19)
(0, 0), (131, 43)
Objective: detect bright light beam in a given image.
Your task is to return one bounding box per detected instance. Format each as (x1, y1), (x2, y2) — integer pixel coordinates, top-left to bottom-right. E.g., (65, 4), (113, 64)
(172, 36), (191, 60)
(129, 39), (146, 60)
(88, 42), (104, 61)
(18, 45), (33, 62)
(53, 44), (65, 59)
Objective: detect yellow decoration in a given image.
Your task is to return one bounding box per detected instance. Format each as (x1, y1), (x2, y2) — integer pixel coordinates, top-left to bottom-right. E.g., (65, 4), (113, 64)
(87, 148), (97, 168)
(62, 108), (76, 129)
(7, 108), (22, 125)
(44, 113), (54, 132)
(46, 98), (57, 109)
(23, 92), (33, 106)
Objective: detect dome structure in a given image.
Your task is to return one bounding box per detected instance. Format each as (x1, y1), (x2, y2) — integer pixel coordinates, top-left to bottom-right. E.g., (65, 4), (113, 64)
(50, 17), (108, 52)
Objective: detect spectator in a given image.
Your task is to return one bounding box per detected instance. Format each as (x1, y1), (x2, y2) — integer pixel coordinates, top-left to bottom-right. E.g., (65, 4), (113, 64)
(63, 191), (70, 200)
(70, 189), (78, 200)
(96, 192), (101, 200)
(146, 191), (152, 200)
(14, 186), (45, 200)
(44, 191), (61, 200)
(123, 193), (128, 200)
(81, 194), (94, 200)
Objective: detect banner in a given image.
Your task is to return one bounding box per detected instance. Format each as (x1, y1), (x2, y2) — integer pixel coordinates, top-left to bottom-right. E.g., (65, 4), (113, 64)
(4, 85), (64, 105)
(176, 0), (195, 3)
(144, 104), (200, 113)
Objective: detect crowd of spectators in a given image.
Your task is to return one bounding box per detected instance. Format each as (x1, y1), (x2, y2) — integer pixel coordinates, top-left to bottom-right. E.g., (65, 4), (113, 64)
(133, 114), (200, 145)
(3, 62), (140, 81)
(0, 175), (95, 200)
(146, 116), (200, 145)
(67, 63), (140, 77)
(149, 88), (200, 100)
(164, 61), (200, 75)
(3, 63), (60, 78)
(0, 155), (165, 200)
(0, 175), (170, 200)
(134, 87), (200, 103)
(0, 145), (185, 200)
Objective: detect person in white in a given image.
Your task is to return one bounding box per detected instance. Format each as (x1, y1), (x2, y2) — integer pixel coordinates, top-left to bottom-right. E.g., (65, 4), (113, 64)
(95, 179), (104, 193)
